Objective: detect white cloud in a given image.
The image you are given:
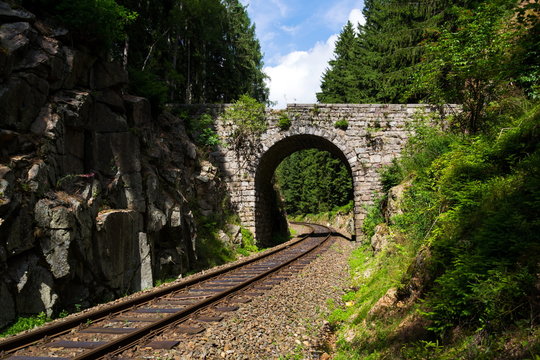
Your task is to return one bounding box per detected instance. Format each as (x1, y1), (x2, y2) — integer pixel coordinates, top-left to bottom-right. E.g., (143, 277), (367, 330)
(348, 8), (365, 27)
(264, 34), (338, 109)
(264, 8), (365, 109)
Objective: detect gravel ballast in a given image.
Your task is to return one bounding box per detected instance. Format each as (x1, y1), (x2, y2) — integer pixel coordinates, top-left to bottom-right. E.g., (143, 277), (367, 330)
(120, 236), (357, 359)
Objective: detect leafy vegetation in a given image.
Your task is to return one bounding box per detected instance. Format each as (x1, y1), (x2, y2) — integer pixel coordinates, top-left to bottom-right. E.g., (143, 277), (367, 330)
(25, 0), (268, 108)
(334, 119), (349, 130)
(223, 95), (267, 154)
(277, 112), (292, 131)
(323, 0), (540, 358)
(24, 0), (137, 49)
(274, 149), (353, 216)
(187, 113), (221, 150)
(0, 312), (50, 338)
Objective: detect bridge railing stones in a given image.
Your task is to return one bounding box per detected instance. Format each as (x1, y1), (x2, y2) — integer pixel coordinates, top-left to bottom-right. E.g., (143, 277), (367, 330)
(175, 103), (458, 244)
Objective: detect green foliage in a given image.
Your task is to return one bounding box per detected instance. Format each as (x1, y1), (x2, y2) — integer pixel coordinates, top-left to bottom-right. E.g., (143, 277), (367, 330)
(361, 196), (385, 240)
(0, 312), (50, 337)
(188, 114), (221, 149)
(334, 119), (349, 130)
(413, 1), (519, 133)
(121, 0), (268, 104)
(25, 0), (137, 49)
(193, 216), (235, 269)
(128, 69), (168, 110)
(240, 228), (258, 252)
(223, 95), (267, 152)
(274, 149), (353, 215)
(277, 112), (292, 131)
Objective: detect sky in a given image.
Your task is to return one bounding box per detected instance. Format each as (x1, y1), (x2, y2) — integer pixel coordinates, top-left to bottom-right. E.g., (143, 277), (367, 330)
(240, 0), (365, 108)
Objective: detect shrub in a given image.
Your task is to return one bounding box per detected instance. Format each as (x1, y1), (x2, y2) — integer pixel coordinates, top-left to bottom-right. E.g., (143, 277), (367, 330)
(223, 95), (267, 153)
(277, 112), (292, 131)
(188, 114), (221, 149)
(361, 196), (385, 240)
(334, 119), (349, 130)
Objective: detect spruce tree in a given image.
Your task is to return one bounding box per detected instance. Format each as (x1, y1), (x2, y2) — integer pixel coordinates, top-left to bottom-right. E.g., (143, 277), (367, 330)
(317, 22), (360, 103)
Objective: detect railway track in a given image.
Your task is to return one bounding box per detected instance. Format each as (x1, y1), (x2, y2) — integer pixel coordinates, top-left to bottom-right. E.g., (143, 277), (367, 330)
(0, 223), (335, 360)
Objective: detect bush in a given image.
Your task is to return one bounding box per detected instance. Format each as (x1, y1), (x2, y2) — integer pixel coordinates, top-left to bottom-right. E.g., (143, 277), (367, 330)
(223, 95), (267, 153)
(188, 114), (221, 149)
(240, 228), (258, 252)
(400, 105), (540, 335)
(361, 196), (385, 240)
(334, 119), (349, 130)
(277, 112), (292, 131)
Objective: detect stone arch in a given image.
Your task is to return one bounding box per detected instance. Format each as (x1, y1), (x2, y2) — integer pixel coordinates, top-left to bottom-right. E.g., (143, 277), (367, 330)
(254, 133), (360, 245)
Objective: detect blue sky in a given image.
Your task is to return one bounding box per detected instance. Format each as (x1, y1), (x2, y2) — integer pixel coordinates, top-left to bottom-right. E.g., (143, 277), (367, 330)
(240, 0), (365, 108)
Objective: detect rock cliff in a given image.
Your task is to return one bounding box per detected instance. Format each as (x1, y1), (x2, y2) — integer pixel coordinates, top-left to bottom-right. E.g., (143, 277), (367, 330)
(0, 2), (228, 328)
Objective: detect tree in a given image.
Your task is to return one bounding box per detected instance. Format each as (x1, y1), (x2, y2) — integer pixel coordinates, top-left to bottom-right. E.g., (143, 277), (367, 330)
(413, 0), (522, 133)
(317, 21), (361, 103)
(274, 149), (353, 215)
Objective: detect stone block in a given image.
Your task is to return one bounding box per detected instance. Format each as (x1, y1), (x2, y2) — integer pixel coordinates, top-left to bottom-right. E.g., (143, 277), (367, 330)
(95, 209), (143, 292)
(92, 61), (128, 89)
(123, 94), (151, 126)
(91, 102), (128, 132)
(0, 72), (49, 131)
(0, 21), (31, 79)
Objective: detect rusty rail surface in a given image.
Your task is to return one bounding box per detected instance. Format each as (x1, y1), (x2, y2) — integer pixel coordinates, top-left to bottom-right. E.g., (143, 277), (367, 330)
(0, 222), (334, 360)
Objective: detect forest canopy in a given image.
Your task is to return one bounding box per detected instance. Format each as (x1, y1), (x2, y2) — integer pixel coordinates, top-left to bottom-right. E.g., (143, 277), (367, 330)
(23, 0), (269, 107)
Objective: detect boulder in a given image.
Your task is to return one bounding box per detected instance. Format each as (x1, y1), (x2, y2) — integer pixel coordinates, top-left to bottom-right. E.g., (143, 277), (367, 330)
(63, 48), (96, 89)
(138, 232), (153, 290)
(123, 95), (151, 126)
(5, 205), (35, 256)
(94, 88), (125, 113)
(370, 223), (391, 253)
(368, 287), (398, 318)
(91, 132), (140, 177)
(0, 2), (35, 23)
(53, 90), (92, 129)
(92, 61), (128, 89)
(95, 210), (144, 292)
(9, 254), (58, 316)
(385, 180), (412, 223)
(90, 103), (128, 132)
(0, 21), (32, 79)
(148, 204), (167, 233)
(0, 279), (16, 328)
(0, 72), (49, 131)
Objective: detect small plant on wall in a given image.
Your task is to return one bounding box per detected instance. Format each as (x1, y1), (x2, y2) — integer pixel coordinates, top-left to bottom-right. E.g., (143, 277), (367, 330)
(334, 119), (349, 130)
(277, 112), (292, 131)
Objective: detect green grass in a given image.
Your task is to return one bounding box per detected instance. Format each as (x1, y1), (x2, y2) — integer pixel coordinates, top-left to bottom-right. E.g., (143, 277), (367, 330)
(0, 312), (50, 338)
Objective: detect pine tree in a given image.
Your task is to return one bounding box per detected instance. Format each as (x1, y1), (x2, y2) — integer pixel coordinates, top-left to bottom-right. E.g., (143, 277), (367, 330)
(317, 22), (360, 103)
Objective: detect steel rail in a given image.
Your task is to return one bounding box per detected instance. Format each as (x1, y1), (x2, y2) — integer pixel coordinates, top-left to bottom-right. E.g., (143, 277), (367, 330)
(0, 223), (321, 357)
(75, 226), (332, 359)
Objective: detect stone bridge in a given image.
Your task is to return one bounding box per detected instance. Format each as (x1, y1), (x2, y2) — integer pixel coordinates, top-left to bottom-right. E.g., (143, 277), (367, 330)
(207, 104), (453, 245)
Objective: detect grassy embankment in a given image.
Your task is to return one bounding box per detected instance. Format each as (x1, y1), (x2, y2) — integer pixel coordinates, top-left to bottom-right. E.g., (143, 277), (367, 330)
(328, 104), (540, 359)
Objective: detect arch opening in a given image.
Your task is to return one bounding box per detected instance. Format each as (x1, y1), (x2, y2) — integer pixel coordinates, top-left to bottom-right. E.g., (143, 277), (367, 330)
(254, 134), (355, 246)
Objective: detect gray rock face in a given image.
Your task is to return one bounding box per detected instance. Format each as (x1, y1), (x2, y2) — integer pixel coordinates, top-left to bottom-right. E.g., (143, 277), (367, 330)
(0, 278), (15, 328)
(371, 223), (391, 253)
(95, 210), (145, 292)
(0, 21), (32, 79)
(123, 95), (151, 126)
(0, 1), (226, 326)
(0, 73), (49, 131)
(0, 2), (35, 23)
(9, 254), (58, 316)
(385, 180), (412, 223)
